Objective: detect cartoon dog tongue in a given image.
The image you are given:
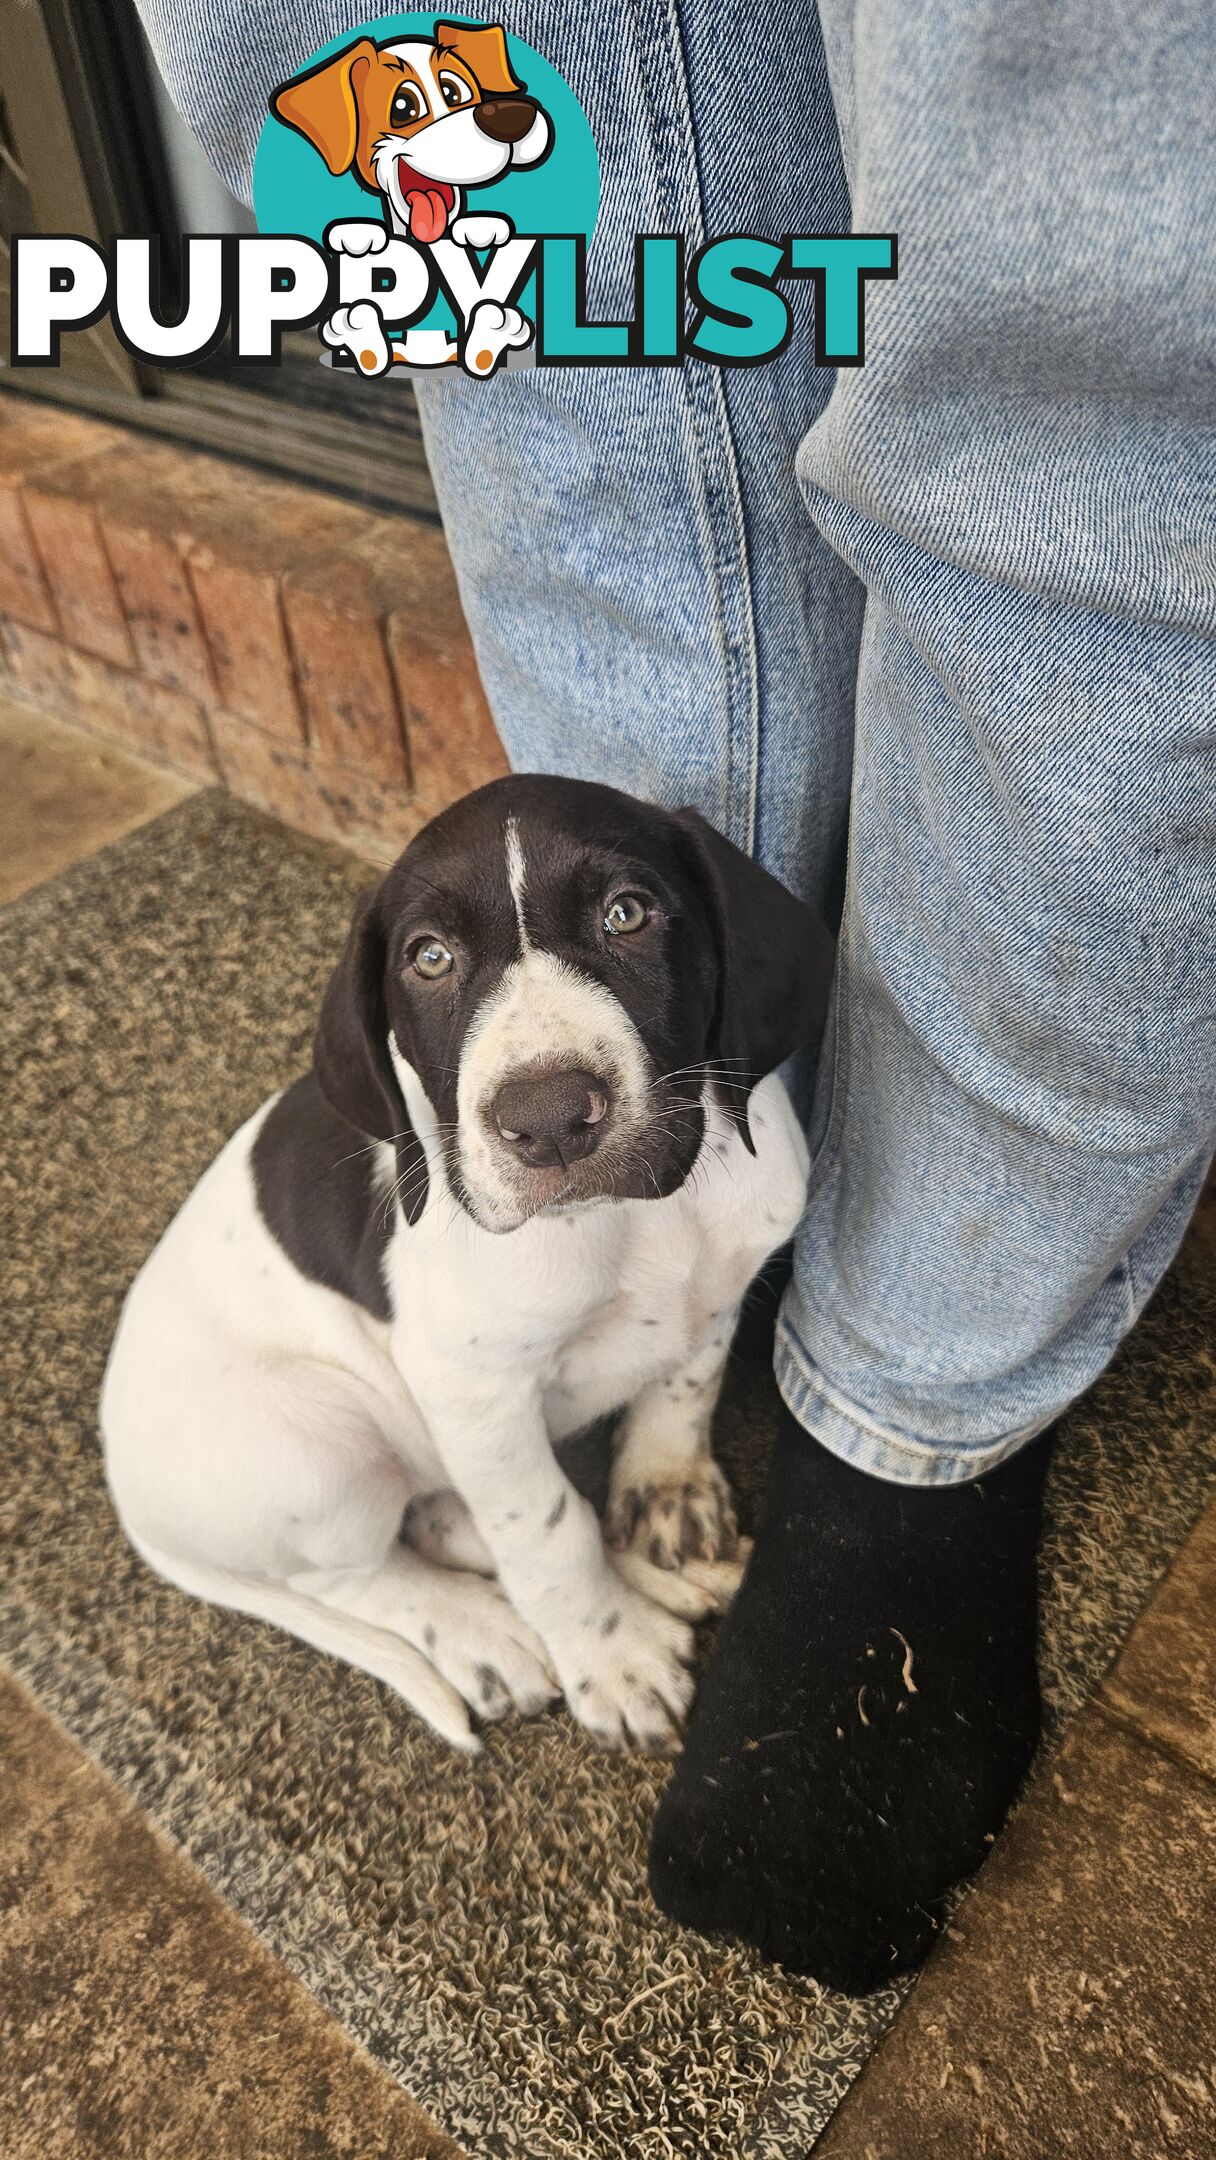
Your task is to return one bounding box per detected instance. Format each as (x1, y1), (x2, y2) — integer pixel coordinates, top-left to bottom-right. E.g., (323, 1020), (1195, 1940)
(407, 186), (449, 243)
(397, 159), (454, 244)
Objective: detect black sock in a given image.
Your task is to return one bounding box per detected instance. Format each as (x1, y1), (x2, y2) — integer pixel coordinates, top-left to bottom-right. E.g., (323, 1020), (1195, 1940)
(648, 1406), (1051, 1993)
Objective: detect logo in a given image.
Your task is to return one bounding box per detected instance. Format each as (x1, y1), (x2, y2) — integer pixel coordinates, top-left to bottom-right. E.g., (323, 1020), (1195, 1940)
(9, 14), (896, 379)
(256, 14), (593, 378)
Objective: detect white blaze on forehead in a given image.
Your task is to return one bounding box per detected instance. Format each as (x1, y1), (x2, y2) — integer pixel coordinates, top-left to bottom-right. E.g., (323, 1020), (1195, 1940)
(504, 815), (531, 952)
(381, 41), (440, 113)
(456, 950), (650, 1227)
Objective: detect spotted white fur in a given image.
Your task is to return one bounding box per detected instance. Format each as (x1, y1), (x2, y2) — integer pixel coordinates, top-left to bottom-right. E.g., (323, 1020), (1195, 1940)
(101, 1052), (808, 1754)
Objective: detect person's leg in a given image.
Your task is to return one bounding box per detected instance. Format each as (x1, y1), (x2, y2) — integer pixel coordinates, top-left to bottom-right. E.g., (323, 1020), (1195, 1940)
(135, 0), (861, 909)
(652, 0), (1216, 1987)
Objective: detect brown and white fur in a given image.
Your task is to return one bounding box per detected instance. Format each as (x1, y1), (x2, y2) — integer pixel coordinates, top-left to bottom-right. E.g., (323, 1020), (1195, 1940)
(101, 777), (833, 1754)
(271, 21), (549, 376)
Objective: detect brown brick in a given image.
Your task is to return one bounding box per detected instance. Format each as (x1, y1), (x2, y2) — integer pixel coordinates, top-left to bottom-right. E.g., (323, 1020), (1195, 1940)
(23, 488), (134, 668)
(2, 618), (76, 701)
(211, 710), (418, 862)
(186, 552), (304, 742)
(68, 652), (216, 781)
(0, 402), (126, 634)
(387, 617), (505, 815)
(0, 489), (56, 634)
(281, 570), (409, 785)
(3, 617), (215, 781)
(0, 397), (123, 486)
(19, 430), (371, 570)
(286, 518), (505, 812)
(104, 521), (215, 702)
(25, 433), (374, 744)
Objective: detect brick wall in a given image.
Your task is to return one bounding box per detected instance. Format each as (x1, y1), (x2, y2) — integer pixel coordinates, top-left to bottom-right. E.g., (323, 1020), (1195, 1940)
(0, 393), (507, 862)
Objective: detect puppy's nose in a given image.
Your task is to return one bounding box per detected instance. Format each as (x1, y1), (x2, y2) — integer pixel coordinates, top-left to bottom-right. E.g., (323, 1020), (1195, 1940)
(473, 96), (537, 144)
(493, 1067), (610, 1169)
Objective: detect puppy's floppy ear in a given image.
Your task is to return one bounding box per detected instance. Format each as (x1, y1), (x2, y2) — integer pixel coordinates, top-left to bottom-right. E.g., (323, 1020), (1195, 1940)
(435, 20), (521, 96)
(270, 38), (377, 177)
(313, 888), (430, 1223)
(313, 887), (404, 1140)
(674, 810), (836, 1151)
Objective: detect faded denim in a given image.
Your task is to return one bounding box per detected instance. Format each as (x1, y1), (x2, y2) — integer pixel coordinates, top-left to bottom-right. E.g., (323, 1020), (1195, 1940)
(137, 0), (1216, 1483)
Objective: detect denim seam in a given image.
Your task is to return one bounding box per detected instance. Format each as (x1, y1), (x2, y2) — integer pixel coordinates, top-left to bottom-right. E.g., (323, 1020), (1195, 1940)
(634, 0), (762, 853)
(774, 1323), (1053, 1482)
(806, 860), (852, 1200)
(1122, 1249), (1138, 1327)
(625, 1), (728, 798)
(803, 678), (860, 1196)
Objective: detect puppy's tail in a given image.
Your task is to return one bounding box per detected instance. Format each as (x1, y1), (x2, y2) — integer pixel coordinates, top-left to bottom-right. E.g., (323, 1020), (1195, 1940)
(128, 1536), (480, 1752)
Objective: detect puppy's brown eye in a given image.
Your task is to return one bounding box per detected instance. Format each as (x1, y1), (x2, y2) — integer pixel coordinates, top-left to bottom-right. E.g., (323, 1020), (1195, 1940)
(410, 936), (454, 980)
(438, 69), (474, 110)
(603, 893), (650, 937)
(390, 84), (426, 127)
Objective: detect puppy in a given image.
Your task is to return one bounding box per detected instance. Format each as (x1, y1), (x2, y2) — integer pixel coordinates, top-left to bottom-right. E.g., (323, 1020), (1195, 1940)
(271, 20), (549, 375)
(101, 778), (833, 1754)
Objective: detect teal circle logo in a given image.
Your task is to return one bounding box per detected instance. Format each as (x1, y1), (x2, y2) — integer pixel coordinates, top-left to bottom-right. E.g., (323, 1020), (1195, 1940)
(253, 14), (599, 355)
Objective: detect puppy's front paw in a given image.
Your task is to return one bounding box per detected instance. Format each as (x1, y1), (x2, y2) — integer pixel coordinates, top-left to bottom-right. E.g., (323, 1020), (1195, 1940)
(559, 1589), (695, 1754)
(611, 1542), (751, 1620)
(606, 1457), (739, 1569)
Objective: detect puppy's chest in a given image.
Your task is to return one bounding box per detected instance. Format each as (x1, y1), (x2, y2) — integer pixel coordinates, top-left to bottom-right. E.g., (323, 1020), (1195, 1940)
(543, 1203), (758, 1434)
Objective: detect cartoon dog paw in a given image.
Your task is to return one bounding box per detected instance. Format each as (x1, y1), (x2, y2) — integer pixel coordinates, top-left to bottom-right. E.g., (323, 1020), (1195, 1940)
(323, 218), (389, 257)
(461, 300), (532, 377)
(322, 301), (392, 377)
(450, 212), (515, 251)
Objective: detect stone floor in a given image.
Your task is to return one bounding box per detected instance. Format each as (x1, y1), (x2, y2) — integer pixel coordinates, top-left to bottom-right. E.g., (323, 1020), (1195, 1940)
(1, 697), (1213, 2157)
(0, 691), (194, 906)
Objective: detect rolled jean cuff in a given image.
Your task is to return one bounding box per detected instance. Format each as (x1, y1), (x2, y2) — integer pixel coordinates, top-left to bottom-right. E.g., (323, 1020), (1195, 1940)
(773, 1317), (1053, 1488)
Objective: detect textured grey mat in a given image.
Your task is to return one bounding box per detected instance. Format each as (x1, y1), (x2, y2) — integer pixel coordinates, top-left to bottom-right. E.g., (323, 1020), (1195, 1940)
(2, 789), (1213, 2158)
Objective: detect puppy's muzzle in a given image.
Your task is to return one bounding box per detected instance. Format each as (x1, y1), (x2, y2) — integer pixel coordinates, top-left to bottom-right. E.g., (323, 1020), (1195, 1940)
(492, 1066), (611, 1169)
(474, 97), (538, 145)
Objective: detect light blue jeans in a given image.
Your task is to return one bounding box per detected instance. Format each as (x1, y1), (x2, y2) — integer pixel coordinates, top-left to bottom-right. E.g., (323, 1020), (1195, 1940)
(139, 0), (1216, 1484)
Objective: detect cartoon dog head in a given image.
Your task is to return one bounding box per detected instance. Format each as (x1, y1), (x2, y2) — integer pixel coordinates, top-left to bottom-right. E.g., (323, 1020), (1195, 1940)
(270, 21), (551, 243)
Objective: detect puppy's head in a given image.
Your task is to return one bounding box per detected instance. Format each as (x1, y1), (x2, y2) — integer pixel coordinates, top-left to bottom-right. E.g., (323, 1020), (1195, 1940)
(313, 776), (834, 1234)
(270, 21), (551, 243)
